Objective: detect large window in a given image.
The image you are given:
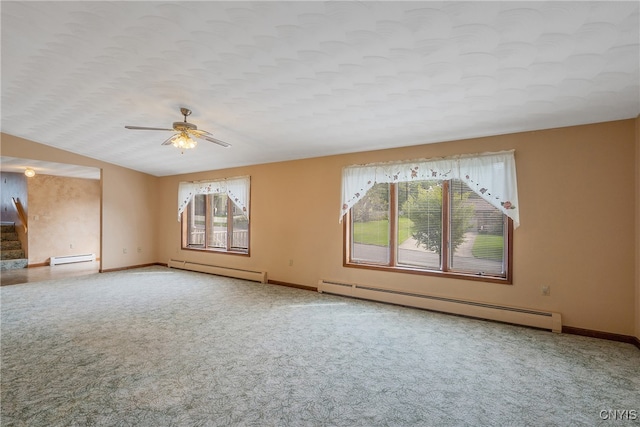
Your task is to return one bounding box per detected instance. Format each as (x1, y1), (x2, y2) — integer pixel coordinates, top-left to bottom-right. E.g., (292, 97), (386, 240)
(345, 179), (512, 283)
(179, 176), (250, 254)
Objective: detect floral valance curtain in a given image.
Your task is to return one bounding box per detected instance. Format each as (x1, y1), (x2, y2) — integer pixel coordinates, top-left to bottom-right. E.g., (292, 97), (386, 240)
(341, 150), (520, 228)
(177, 176), (250, 221)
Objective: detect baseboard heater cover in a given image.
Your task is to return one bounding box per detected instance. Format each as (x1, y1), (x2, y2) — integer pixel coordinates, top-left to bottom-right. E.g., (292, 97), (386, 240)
(50, 254), (96, 266)
(168, 259), (267, 283)
(318, 280), (562, 333)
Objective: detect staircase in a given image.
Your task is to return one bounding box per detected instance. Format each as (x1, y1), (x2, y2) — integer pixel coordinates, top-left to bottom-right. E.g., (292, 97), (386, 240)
(1, 224), (28, 270)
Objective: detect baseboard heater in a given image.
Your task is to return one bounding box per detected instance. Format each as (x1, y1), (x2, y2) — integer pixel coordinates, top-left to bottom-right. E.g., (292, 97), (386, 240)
(318, 280), (562, 333)
(167, 259), (267, 283)
(50, 253), (96, 266)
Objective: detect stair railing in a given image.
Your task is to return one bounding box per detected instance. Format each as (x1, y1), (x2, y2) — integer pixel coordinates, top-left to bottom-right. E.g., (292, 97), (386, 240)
(11, 197), (28, 233)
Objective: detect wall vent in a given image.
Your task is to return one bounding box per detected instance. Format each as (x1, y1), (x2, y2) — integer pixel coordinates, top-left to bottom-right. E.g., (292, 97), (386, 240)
(318, 280), (562, 333)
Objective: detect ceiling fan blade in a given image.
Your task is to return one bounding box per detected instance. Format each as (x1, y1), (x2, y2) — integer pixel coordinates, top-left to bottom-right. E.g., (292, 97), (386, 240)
(196, 134), (231, 147)
(161, 134), (178, 145)
(189, 129), (212, 137)
(125, 126), (174, 131)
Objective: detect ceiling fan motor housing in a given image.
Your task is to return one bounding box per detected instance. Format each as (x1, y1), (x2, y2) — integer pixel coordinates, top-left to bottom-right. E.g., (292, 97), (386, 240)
(173, 121), (197, 131)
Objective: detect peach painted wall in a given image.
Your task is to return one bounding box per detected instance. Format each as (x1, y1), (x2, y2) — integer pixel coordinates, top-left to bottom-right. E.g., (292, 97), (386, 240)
(157, 119), (638, 336)
(101, 164), (158, 269)
(1, 133), (159, 271)
(27, 174), (100, 265)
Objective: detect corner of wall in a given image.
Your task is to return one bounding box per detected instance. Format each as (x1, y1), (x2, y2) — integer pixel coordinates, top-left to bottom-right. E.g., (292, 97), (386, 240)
(2, 133), (160, 271)
(635, 115), (640, 342)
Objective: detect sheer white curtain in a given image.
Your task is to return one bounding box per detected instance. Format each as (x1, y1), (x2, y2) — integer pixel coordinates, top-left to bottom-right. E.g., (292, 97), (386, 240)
(341, 150), (520, 227)
(177, 176), (250, 221)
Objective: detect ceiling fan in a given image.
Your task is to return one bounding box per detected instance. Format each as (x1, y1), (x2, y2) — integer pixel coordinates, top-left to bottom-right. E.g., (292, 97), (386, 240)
(125, 107), (231, 152)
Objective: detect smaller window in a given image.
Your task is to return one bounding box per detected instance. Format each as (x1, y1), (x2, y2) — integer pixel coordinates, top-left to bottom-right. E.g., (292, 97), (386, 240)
(182, 193), (249, 254)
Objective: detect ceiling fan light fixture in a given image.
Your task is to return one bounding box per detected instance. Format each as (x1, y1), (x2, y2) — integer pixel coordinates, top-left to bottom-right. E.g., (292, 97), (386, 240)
(171, 132), (197, 150)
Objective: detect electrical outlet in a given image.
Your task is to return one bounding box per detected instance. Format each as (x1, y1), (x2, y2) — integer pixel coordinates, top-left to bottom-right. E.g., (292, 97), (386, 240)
(137, 247), (142, 253)
(123, 248), (127, 254)
(289, 259), (293, 266)
(542, 285), (551, 296)
(69, 243), (73, 249)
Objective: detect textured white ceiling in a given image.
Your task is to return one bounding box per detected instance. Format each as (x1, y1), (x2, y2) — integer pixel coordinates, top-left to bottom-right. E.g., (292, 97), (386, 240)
(1, 1), (638, 177)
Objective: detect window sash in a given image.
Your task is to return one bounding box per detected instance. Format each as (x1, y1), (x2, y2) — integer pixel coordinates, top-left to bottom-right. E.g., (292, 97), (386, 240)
(396, 180), (443, 270)
(448, 180), (507, 276)
(350, 183), (391, 265)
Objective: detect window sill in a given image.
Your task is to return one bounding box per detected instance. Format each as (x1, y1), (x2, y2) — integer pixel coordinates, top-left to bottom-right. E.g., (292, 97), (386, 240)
(344, 261), (512, 285)
(183, 246), (250, 257)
